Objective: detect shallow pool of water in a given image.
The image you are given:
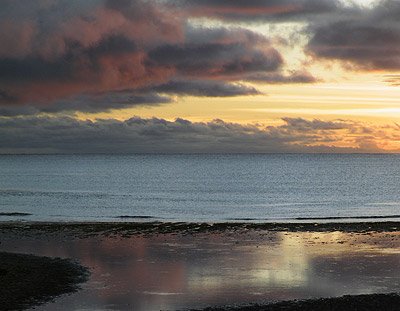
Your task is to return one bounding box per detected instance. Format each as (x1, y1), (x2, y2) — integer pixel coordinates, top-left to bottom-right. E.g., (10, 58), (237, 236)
(2, 229), (400, 310)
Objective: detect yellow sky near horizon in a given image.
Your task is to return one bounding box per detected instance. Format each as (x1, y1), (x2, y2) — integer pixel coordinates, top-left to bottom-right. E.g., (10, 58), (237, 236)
(72, 68), (400, 153)
(75, 13), (400, 130)
(63, 0), (400, 153)
(77, 73), (400, 126)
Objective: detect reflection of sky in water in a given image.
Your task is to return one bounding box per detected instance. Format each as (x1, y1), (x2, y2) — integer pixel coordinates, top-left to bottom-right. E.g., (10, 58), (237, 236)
(2, 230), (400, 310)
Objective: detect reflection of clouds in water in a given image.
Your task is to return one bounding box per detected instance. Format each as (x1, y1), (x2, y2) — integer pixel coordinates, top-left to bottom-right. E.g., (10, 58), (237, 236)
(242, 231), (400, 298)
(283, 232), (400, 296)
(2, 231), (400, 310)
(253, 234), (310, 288)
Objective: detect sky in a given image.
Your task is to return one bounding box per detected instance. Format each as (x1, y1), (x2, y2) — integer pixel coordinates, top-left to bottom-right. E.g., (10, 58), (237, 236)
(2, 0), (400, 153)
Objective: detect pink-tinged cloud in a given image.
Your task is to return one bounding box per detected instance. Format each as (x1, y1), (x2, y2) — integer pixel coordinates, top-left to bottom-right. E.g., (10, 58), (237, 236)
(0, 19), (36, 59)
(0, 0), (324, 116)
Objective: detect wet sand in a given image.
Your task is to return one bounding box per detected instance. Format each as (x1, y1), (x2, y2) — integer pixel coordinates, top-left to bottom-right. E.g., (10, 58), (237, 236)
(2, 220), (400, 236)
(191, 293), (400, 310)
(2, 221), (400, 310)
(0, 252), (89, 311)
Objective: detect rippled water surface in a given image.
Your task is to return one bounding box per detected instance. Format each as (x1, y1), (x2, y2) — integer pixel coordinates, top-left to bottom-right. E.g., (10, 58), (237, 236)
(1, 154), (400, 222)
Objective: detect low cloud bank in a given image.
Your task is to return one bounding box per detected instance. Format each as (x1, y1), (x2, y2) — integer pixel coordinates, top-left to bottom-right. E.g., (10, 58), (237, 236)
(1, 116), (397, 154)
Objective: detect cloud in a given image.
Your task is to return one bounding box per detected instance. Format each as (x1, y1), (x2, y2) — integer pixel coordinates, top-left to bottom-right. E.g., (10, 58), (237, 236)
(243, 71), (317, 84)
(280, 117), (355, 131)
(184, 25), (269, 45)
(0, 93), (172, 116)
(0, 0), (325, 116)
(383, 75), (400, 87)
(0, 31), (175, 108)
(141, 80), (261, 97)
(1, 116), (397, 154)
(172, 0), (343, 22)
(0, 79), (261, 116)
(145, 32), (283, 78)
(307, 1), (400, 71)
(174, 0), (400, 73)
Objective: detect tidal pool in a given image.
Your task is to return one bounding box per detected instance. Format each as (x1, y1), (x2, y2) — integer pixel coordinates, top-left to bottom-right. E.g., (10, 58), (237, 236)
(1, 229), (400, 310)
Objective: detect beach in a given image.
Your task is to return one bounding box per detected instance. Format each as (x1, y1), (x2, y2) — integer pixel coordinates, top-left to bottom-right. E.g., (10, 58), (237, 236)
(0, 252), (89, 311)
(2, 0), (400, 309)
(2, 221), (400, 310)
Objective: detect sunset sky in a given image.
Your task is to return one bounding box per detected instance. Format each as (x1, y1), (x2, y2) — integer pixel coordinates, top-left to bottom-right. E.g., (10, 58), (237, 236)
(2, 0), (400, 153)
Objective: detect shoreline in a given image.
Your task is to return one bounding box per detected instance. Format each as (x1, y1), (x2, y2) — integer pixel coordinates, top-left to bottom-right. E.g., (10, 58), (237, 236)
(1, 220), (400, 237)
(0, 252), (89, 311)
(188, 293), (400, 311)
(2, 221), (400, 310)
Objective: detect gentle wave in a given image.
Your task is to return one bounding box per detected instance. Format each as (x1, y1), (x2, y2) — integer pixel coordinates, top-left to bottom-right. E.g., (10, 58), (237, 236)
(367, 202), (400, 206)
(116, 215), (154, 219)
(0, 189), (131, 198)
(0, 212), (31, 216)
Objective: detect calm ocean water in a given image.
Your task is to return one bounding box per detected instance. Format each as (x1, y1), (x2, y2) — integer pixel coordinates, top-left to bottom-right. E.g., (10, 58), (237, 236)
(1, 154), (400, 223)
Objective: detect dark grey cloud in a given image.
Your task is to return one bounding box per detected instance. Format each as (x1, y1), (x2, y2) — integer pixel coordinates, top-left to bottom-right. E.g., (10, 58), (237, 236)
(0, 93), (172, 117)
(243, 71), (317, 84)
(0, 89), (17, 103)
(184, 25), (269, 45)
(142, 80), (261, 97)
(146, 41), (283, 77)
(0, 55), (73, 84)
(307, 1), (400, 70)
(0, 34), (138, 84)
(308, 21), (400, 70)
(0, 79), (261, 116)
(43, 93), (172, 113)
(0, 106), (40, 117)
(172, 0), (344, 22)
(0, 116), (387, 154)
(280, 117), (355, 131)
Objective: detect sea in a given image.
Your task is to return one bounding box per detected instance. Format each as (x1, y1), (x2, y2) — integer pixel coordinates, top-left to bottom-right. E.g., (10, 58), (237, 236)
(1, 154), (400, 223)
